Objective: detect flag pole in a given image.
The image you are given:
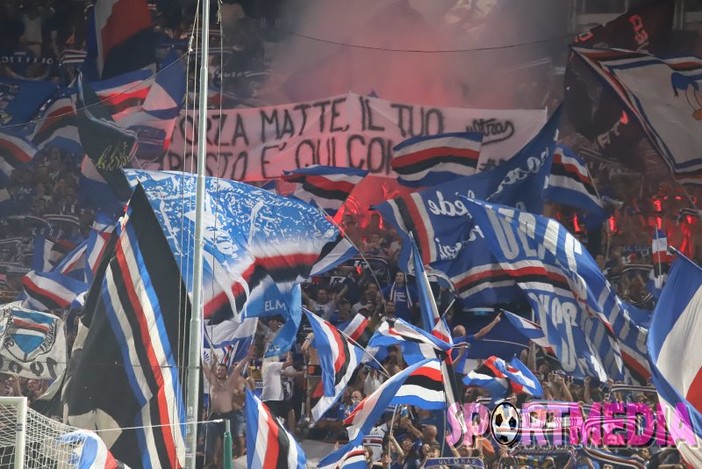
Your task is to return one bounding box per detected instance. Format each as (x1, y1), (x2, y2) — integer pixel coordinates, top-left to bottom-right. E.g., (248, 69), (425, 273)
(185, 0), (211, 466)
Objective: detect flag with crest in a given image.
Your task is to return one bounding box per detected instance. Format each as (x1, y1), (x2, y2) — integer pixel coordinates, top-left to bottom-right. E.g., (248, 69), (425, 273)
(575, 48), (702, 184)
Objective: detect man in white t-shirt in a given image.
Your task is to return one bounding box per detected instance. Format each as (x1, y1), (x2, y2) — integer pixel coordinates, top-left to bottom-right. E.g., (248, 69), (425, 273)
(261, 352), (292, 421)
(303, 286), (339, 320)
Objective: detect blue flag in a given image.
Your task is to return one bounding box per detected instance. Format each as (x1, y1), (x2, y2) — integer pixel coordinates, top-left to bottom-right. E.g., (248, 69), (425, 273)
(125, 170), (356, 322)
(545, 144), (605, 218)
(374, 107), (561, 309)
(0, 77), (57, 126)
(462, 198), (648, 381)
(263, 284), (302, 358)
(409, 235), (440, 331)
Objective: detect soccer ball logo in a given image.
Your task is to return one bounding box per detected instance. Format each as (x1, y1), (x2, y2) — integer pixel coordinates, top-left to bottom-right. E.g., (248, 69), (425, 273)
(490, 402), (520, 446)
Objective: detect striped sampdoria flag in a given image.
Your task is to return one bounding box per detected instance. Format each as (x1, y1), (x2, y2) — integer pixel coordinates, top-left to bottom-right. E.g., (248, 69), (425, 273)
(502, 310), (553, 352)
(56, 429), (125, 469)
(59, 49), (88, 67)
(281, 165), (368, 215)
(319, 359), (432, 469)
(0, 132), (37, 183)
(52, 239), (88, 279)
(318, 445), (366, 469)
(87, 0), (155, 79)
(246, 389), (306, 469)
(546, 144), (604, 215)
(342, 313), (369, 342)
(366, 321), (436, 365)
(21, 271), (88, 311)
(648, 253), (702, 467)
(387, 317), (451, 352)
(649, 229), (670, 299)
(63, 185), (189, 469)
(464, 356), (542, 401)
(431, 316), (452, 345)
(391, 358), (446, 409)
(391, 132), (482, 187)
(31, 68), (153, 155)
(86, 213), (117, 284)
(305, 310), (364, 421)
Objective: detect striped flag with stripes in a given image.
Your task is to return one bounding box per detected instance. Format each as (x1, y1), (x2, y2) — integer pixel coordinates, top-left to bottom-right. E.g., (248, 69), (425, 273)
(63, 185), (190, 469)
(367, 320), (437, 365)
(21, 270), (88, 311)
(501, 310), (553, 352)
(546, 144), (604, 215)
(391, 132), (482, 187)
(387, 317), (452, 352)
(59, 49), (88, 67)
(319, 359), (432, 468)
(305, 309), (364, 421)
(245, 389), (306, 469)
(281, 165), (368, 215)
(317, 445), (366, 469)
(462, 197), (648, 382)
(391, 358), (446, 409)
(648, 253), (702, 467)
(86, 212), (117, 284)
(342, 313), (369, 342)
(0, 132), (37, 183)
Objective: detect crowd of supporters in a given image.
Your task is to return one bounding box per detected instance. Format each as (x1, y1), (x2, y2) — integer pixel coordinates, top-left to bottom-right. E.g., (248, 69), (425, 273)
(191, 207), (693, 468)
(0, 141), (699, 467)
(0, 0), (285, 100)
(1, 2), (701, 468)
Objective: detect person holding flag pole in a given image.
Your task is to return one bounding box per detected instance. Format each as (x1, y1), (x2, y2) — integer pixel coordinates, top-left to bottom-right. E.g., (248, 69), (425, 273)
(406, 234), (468, 456)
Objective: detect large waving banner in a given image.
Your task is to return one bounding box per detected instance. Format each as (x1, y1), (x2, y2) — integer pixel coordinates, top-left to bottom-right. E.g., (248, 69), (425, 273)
(575, 48), (702, 184)
(164, 93), (546, 180)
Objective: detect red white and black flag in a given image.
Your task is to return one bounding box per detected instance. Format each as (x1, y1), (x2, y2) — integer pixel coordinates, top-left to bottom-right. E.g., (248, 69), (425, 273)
(245, 389), (307, 469)
(62, 184), (191, 469)
(86, 0), (155, 79)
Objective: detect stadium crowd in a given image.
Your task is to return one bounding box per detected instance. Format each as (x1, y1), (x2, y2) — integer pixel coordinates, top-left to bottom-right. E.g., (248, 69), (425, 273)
(194, 206), (695, 469)
(1, 1), (701, 469)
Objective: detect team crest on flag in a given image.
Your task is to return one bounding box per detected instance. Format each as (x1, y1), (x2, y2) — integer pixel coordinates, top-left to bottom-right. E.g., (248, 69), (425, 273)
(0, 303), (66, 380)
(574, 48), (702, 184)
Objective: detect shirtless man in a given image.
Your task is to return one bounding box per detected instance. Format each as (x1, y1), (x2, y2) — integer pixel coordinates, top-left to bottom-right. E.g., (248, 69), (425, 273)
(300, 331), (321, 427)
(203, 348), (251, 465)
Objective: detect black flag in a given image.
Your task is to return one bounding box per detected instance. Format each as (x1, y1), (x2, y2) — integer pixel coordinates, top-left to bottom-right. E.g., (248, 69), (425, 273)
(76, 74), (136, 203)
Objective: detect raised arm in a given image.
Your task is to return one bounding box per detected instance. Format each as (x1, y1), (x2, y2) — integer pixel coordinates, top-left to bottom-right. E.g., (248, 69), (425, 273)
(473, 313), (501, 340)
(202, 348), (219, 382)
